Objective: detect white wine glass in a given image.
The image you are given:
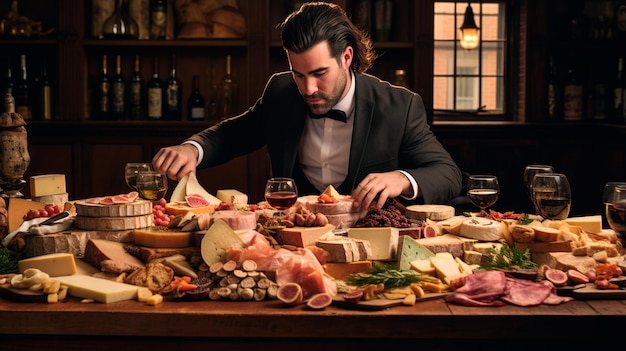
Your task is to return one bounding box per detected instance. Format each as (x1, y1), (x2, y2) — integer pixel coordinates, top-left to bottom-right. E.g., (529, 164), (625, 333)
(125, 162), (153, 191)
(467, 175), (499, 216)
(135, 171), (168, 201)
(264, 177), (298, 218)
(531, 173), (571, 220)
(606, 184), (626, 238)
(523, 164), (554, 213)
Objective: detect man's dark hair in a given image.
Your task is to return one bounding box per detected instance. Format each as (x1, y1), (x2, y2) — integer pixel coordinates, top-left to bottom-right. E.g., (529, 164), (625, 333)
(280, 2), (375, 73)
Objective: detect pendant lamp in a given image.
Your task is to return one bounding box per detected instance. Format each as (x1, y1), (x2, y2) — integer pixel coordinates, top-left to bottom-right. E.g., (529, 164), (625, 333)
(460, 2), (480, 50)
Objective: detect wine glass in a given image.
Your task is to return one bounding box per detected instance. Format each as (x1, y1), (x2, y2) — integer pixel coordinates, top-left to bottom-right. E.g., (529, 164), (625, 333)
(605, 184), (626, 238)
(523, 164), (554, 213)
(531, 173), (571, 220)
(603, 182), (626, 230)
(264, 177), (298, 218)
(467, 175), (499, 216)
(125, 162), (153, 191)
(135, 171), (168, 201)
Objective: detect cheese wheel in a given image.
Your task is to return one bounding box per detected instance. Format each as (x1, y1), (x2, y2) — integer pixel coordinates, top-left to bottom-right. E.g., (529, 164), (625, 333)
(459, 217), (502, 241)
(211, 210), (256, 231)
(405, 205), (455, 221)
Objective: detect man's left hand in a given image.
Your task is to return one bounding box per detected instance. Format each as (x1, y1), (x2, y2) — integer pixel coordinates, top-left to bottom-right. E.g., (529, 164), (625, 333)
(351, 171), (412, 210)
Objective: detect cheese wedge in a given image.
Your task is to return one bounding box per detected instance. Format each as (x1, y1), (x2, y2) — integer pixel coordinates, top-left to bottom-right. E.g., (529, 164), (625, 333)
(347, 227), (398, 261)
(563, 215), (602, 234)
(29, 174), (66, 197)
(200, 219), (245, 265)
(216, 189), (248, 205)
(56, 275), (138, 303)
(170, 173), (221, 205)
(18, 253), (77, 277)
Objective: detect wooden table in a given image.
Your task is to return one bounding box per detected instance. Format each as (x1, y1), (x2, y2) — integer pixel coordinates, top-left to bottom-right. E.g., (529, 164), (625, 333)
(1, 294), (625, 350)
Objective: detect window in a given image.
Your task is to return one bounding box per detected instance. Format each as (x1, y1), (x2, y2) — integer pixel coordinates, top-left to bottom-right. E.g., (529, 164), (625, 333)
(433, 1), (509, 120)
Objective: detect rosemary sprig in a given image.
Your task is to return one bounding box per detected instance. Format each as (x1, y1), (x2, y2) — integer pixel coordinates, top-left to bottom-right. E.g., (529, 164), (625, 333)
(480, 244), (537, 270)
(518, 213), (532, 225)
(344, 262), (440, 289)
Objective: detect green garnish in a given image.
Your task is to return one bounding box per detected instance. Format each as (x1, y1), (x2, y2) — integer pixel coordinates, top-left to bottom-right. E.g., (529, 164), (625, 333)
(344, 262), (440, 289)
(480, 244), (537, 270)
(0, 249), (20, 274)
(518, 213), (532, 225)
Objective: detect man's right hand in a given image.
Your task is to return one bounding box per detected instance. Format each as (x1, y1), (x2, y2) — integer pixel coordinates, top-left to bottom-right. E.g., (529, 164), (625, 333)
(152, 144), (199, 181)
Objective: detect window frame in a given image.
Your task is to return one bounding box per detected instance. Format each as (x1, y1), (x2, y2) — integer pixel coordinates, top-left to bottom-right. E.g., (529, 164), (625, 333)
(426, 0), (522, 123)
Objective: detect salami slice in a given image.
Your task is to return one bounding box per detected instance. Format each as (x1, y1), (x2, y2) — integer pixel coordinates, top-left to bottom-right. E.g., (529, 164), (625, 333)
(186, 194), (211, 208)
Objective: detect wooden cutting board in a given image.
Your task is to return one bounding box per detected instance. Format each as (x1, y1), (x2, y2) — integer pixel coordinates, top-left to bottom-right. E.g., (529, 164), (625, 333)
(0, 283), (47, 303)
(572, 280), (626, 300)
(74, 200), (152, 218)
(332, 292), (449, 311)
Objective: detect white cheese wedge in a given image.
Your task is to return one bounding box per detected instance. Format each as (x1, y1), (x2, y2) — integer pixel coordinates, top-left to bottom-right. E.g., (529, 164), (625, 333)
(429, 252), (462, 280)
(18, 253), (77, 277)
(56, 275), (138, 303)
(201, 219), (245, 265)
(216, 189), (249, 205)
(397, 235), (434, 271)
(459, 217), (503, 241)
(29, 174), (66, 197)
(315, 237), (371, 263)
(347, 227), (398, 261)
(186, 173), (221, 205)
(409, 259), (436, 275)
(563, 215), (602, 234)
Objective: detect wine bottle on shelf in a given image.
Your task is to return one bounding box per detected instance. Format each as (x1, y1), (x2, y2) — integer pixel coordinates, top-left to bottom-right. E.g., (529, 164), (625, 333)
(14, 54), (32, 120)
(96, 55), (110, 120)
(147, 56), (163, 120)
(102, 0), (139, 39)
(393, 69), (407, 88)
(164, 54), (182, 120)
(374, 0), (392, 41)
(149, 0), (167, 39)
(111, 55), (126, 119)
(129, 55), (144, 120)
(221, 55), (238, 120)
(187, 75), (205, 121)
(38, 61), (53, 120)
(546, 55), (561, 121)
(563, 66), (583, 121)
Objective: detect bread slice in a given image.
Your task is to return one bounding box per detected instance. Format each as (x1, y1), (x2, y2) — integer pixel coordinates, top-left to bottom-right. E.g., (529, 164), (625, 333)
(124, 262), (174, 294)
(533, 226), (561, 242)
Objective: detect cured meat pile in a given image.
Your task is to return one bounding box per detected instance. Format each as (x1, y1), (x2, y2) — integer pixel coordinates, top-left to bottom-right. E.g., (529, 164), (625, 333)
(445, 270), (573, 307)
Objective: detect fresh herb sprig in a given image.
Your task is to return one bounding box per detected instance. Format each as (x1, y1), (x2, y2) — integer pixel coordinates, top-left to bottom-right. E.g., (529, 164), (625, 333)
(0, 248), (20, 274)
(344, 262), (439, 289)
(481, 244), (537, 270)
(518, 213), (533, 225)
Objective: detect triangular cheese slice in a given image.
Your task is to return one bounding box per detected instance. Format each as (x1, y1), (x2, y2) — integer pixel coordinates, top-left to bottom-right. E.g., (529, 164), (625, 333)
(186, 173), (221, 205)
(322, 184), (341, 200)
(169, 174), (188, 203)
(201, 219), (245, 265)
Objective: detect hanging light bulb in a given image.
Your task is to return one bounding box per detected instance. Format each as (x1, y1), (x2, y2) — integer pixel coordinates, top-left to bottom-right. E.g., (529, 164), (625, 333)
(459, 2), (480, 50)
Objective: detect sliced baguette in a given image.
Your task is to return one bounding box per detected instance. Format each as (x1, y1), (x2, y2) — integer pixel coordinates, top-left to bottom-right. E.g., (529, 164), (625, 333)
(533, 225), (561, 242)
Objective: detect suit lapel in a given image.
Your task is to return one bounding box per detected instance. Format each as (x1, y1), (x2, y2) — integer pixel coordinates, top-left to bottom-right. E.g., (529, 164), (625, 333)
(345, 74), (375, 190)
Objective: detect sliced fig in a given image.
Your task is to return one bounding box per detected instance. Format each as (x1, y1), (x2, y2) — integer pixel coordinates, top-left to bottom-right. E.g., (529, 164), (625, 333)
(342, 289), (364, 303)
(545, 268), (568, 286)
(422, 224), (437, 238)
(277, 282), (303, 305)
(567, 269), (590, 284)
(306, 292), (333, 310)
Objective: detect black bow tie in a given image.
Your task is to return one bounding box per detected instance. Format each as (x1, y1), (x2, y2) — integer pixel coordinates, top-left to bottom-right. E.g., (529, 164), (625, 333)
(309, 109), (347, 123)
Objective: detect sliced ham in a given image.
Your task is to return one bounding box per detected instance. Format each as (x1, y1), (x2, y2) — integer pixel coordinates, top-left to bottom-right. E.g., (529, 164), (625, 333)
(445, 270), (573, 307)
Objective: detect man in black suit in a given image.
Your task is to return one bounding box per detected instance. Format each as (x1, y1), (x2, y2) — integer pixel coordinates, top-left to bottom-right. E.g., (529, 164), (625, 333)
(153, 2), (462, 210)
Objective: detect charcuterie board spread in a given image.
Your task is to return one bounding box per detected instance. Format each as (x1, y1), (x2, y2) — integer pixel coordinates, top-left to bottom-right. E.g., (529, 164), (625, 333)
(1, 177), (626, 311)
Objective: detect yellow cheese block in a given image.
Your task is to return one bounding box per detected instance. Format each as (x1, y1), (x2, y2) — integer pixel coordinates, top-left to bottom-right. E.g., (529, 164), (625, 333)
(563, 215), (602, 233)
(133, 228), (193, 248)
(29, 174), (66, 197)
(55, 275), (138, 303)
(18, 253), (77, 277)
(216, 189), (248, 204)
(277, 224), (335, 247)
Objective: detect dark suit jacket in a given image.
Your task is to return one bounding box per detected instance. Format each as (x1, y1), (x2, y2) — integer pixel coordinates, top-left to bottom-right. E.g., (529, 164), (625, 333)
(189, 71), (462, 204)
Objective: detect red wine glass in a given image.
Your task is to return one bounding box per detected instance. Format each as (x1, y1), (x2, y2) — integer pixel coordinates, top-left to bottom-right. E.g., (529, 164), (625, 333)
(264, 177), (298, 218)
